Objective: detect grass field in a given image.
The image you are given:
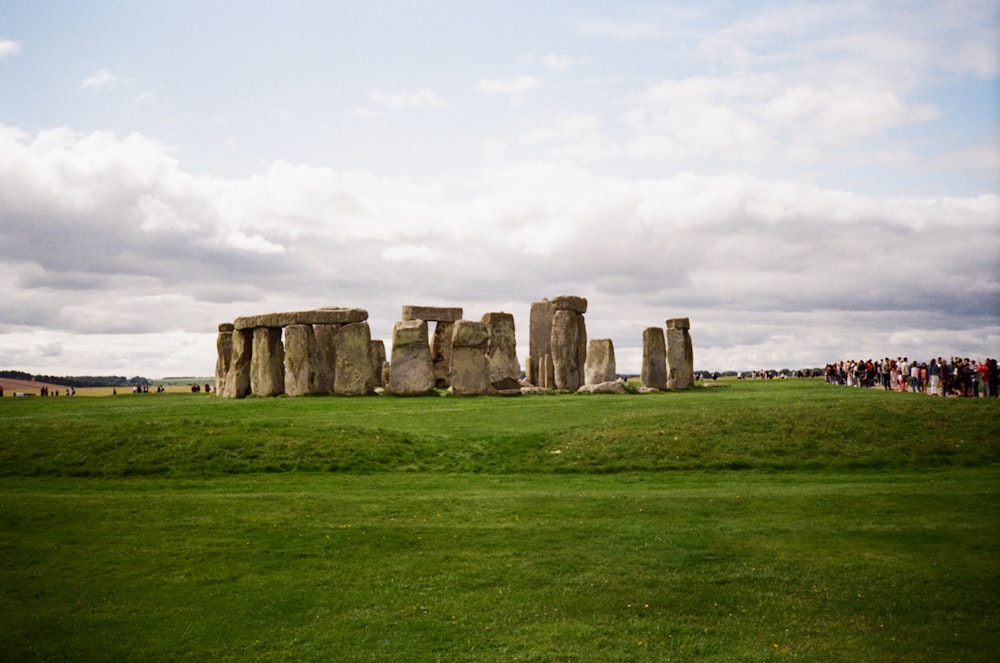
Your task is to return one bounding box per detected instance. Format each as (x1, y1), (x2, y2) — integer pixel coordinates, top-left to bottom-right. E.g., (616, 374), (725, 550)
(2, 379), (998, 661)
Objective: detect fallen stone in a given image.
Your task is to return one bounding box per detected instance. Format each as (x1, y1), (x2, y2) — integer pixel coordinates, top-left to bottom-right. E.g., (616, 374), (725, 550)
(577, 381), (626, 394)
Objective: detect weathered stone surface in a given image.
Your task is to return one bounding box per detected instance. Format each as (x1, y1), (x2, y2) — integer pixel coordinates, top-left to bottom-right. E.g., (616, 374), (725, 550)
(585, 338), (616, 385)
(640, 327), (667, 390)
(539, 353), (555, 389)
(283, 324), (320, 396)
(313, 324), (341, 394)
(401, 305), (463, 323)
(334, 322), (373, 396)
(431, 321), (455, 388)
(575, 314), (588, 382)
(525, 356), (537, 387)
(451, 319), (490, 347)
(551, 295), (588, 314)
(389, 320), (435, 395)
(234, 308), (368, 330)
(528, 300), (554, 385)
(223, 329), (253, 398)
(551, 310), (585, 391)
(219, 322), (235, 332)
(449, 320), (492, 395)
(666, 326), (694, 390)
(370, 340), (386, 389)
(577, 381), (626, 394)
(666, 317), (690, 331)
(250, 327), (285, 397)
(482, 312), (520, 388)
(215, 327), (233, 396)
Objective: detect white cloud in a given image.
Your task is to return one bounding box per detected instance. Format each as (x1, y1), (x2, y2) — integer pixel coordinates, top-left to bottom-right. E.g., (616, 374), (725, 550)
(520, 53), (584, 72)
(476, 76), (543, 105)
(577, 18), (661, 40)
(369, 88), (448, 109)
(80, 69), (122, 90)
(0, 38), (21, 58)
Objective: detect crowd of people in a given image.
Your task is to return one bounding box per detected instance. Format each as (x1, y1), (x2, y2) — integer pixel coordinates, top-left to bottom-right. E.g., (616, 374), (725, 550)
(824, 357), (999, 397)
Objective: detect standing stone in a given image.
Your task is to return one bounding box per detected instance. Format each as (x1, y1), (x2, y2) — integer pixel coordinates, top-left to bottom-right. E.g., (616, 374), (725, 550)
(551, 310), (584, 391)
(528, 300), (554, 385)
(449, 320), (492, 395)
(251, 327), (284, 397)
(284, 324), (320, 396)
(525, 356), (536, 386)
(314, 324), (341, 394)
(585, 338), (616, 385)
(370, 340), (386, 389)
(666, 317), (694, 390)
(482, 312), (520, 390)
(223, 328), (253, 399)
(575, 313), (588, 382)
(215, 323), (234, 396)
(431, 321), (455, 388)
(641, 327), (667, 390)
(334, 322), (373, 396)
(389, 320), (435, 395)
(539, 354), (553, 389)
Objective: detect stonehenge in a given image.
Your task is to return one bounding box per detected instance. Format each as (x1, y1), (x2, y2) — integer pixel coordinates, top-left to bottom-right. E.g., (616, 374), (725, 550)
(214, 301), (695, 398)
(585, 338), (616, 386)
(666, 317), (695, 390)
(538, 296), (588, 391)
(449, 320), (492, 395)
(214, 323), (234, 395)
(283, 324), (319, 396)
(389, 319), (436, 395)
(218, 308), (373, 399)
(640, 327), (667, 390)
(482, 312), (520, 391)
(402, 305), (462, 388)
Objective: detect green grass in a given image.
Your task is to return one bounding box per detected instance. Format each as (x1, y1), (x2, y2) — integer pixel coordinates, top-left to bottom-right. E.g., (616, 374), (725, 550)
(2, 379), (998, 477)
(1, 379), (999, 661)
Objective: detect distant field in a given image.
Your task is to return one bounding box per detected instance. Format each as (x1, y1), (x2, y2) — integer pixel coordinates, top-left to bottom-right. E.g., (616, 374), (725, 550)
(0, 378), (208, 397)
(1, 379), (998, 661)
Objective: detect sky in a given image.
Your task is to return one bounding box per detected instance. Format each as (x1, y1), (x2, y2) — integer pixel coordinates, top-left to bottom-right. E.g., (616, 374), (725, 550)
(1, 0), (998, 378)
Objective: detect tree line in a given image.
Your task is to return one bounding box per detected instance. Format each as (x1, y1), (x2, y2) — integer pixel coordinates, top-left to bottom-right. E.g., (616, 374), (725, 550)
(0, 370), (151, 388)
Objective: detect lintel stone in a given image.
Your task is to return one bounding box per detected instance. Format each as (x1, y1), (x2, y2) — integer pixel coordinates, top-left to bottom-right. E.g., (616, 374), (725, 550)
(234, 308), (368, 330)
(401, 305), (463, 322)
(666, 317), (690, 330)
(551, 295), (588, 314)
